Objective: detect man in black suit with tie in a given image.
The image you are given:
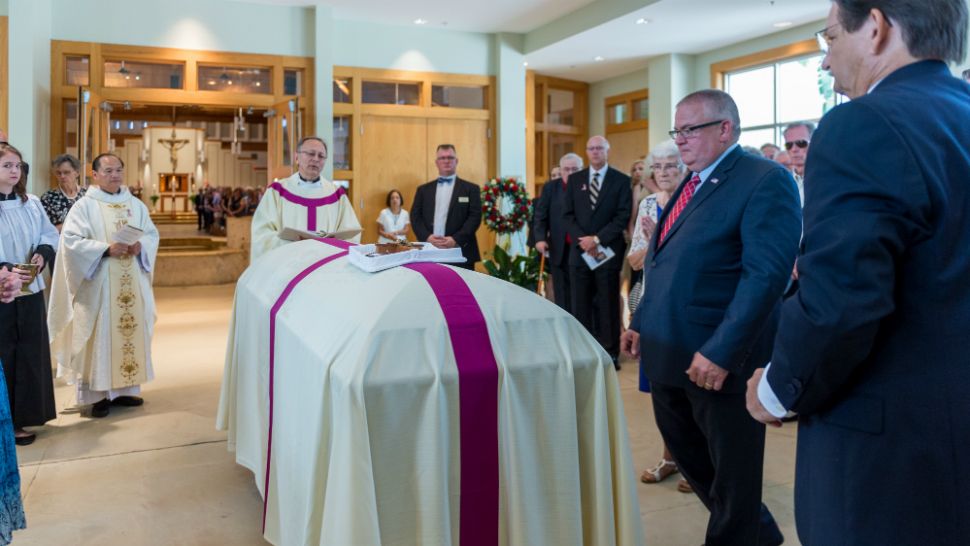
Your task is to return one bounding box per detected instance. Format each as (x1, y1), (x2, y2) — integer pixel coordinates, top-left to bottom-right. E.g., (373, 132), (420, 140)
(534, 152), (583, 311)
(563, 136), (631, 369)
(747, 2), (970, 545)
(621, 90), (801, 546)
(411, 144), (481, 270)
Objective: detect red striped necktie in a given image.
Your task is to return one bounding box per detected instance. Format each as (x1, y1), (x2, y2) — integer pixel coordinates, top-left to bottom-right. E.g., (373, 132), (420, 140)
(658, 174), (701, 243)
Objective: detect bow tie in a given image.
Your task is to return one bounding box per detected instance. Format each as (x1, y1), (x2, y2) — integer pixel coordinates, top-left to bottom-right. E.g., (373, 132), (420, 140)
(437, 177), (454, 185)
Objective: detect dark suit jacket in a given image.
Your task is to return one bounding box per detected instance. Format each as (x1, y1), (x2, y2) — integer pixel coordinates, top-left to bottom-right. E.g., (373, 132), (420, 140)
(631, 146), (801, 393)
(561, 166), (631, 269)
(411, 177), (482, 263)
(766, 60), (970, 546)
(533, 178), (570, 266)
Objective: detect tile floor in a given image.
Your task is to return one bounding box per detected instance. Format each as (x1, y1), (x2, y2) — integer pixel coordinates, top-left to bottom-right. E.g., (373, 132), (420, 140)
(12, 284), (800, 546)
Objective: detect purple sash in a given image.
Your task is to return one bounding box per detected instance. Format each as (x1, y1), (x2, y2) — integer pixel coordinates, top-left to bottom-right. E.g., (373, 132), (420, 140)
(268, 181), (347, 232)
(264, 240), (499, 545)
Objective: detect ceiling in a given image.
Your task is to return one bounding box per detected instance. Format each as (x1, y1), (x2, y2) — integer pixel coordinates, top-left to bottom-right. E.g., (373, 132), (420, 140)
(230, 0), (830, 82)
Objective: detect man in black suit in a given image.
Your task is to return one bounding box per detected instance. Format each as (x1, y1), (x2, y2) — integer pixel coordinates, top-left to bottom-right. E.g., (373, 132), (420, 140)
(621, 90), (801, 546)
(747, 2), (970, 545)
(411, 144), (481, 270)
(562, 136), (631, 369)
(534, 152), (583, 311)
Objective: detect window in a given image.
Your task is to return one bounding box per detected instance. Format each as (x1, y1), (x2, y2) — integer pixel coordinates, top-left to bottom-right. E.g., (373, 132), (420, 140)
(362, 81), (419, 105)
(66, 56), (90, 86)
(547, 88), (575, 125)
(333, 77), (352, 103)
(104, 60), (184, 89)
(332, 116), (351, 170)
(284, 69), (303, 95)
(725, 54), (841, 148)
(431, 85), (486, 109)
(198, 65), (271, 94)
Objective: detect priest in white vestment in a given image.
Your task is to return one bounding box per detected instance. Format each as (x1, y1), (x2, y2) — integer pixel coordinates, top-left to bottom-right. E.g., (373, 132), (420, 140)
(48, 153), (160, 418)
(250, 136), (361, 262)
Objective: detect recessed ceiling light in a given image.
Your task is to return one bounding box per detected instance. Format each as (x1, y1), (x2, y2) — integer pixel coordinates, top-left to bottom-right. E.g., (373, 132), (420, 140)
(414, 18), (427, 25)
(594, 56), (605, 62)
(522, 61), (529, 67)
(773, 21), (793, 28)
(636, 18), (650, 25)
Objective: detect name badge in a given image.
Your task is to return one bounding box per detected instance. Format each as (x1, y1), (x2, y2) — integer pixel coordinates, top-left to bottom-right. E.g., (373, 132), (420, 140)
(458, 196), (469, 203)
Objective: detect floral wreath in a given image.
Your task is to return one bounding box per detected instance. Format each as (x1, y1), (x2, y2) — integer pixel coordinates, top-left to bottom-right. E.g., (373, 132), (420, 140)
(481, 177), (532, 234)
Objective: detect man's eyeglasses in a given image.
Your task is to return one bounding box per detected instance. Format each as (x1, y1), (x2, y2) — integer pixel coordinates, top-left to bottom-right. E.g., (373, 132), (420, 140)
(815, 23), (841, 53)
(436, 156), (457, 161)
(784, 140), (809, 150)
(668, 120), (724, 140)
(299, 150), (327, 160)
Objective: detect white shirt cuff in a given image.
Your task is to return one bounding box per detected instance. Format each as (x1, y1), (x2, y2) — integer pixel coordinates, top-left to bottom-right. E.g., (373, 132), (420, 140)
(757, 362), (790, 419)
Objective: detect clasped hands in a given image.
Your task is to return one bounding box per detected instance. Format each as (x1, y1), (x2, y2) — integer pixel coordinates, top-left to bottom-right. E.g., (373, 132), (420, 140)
(427, 235), (457, 249)
(620, 331), (729, 391)
(107, 241), (142, 258)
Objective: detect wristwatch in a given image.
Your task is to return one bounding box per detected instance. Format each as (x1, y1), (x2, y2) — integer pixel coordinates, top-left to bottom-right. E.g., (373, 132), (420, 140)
(593, 235), (600, 245)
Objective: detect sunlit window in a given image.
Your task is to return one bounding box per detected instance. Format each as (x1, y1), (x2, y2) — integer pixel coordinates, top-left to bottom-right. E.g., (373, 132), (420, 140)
(726, 54), (843, 148)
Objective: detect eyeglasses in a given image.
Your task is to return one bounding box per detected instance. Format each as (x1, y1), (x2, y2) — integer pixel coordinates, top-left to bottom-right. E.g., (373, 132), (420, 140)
(586, 145), (607, 152)
(650, 163), (681, 171)
(299, 150), (327, 160)
(436, 156), (457, 161)
(784, 140), (809, 150)
(815, 23), (841, 53)
(0, 162), (25, 171)
(98, 168), (124, 176)
(560, 166), (580, 173)
(669, 120), (725, 140)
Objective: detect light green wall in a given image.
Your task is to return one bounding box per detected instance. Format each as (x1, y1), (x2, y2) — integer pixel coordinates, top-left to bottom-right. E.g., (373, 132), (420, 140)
(50, 0), (313, 56)
(647, 54), (693, 151)
(588, 68), (648, 138)
(493, 34), (526, 180)
(333, 20), (493, 75)
(315, 6), (334, 180)
(692, 21), (825, 90)
(0, 0), (8, 16)
(8, 0), (52, 194)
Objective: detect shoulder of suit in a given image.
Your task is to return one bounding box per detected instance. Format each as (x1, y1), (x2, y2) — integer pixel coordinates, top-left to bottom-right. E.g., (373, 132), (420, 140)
(606, 166), (630, 180)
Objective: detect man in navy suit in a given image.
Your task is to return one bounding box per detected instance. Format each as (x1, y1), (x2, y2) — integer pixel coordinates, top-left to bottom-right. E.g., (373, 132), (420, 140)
(411, 144), (482, 270)
(621, 90), (801, 546)
(747, 1), (970, 545)
(563, 136), (632, 368)
(534, 152), (583, 311)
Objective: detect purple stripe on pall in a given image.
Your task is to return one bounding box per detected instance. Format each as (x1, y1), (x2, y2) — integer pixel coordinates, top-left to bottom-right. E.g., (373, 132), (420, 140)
(403, 262), (500, 546)
(263, 247), (349, 533)
(268, 182), (347, 232)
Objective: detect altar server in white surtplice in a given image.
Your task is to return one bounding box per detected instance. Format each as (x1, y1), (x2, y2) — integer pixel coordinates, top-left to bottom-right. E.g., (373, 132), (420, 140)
(250, 136), (361, 262)
(48, 153), (160, 419)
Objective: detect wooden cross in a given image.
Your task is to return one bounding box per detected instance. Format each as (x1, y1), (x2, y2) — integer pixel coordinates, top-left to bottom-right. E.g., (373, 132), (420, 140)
(158, 128), (190, 172)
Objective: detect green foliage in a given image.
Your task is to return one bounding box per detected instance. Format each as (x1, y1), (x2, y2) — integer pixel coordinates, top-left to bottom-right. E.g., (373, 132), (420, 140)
(482, 245), (547, 292)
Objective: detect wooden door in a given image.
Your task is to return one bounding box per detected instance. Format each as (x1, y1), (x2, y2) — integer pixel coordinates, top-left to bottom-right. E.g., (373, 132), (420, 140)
(426, 118), (493, 263)
(357, 115), (428, 244)
(266, 97), (299, 184)
(605, 129), (648, 176)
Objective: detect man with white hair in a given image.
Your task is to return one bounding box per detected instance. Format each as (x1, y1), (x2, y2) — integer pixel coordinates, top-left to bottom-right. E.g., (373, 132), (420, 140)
(534, 153), (583, 311)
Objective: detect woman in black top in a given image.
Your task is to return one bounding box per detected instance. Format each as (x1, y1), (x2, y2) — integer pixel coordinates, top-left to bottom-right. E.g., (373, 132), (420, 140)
(40, 154), (86, 231)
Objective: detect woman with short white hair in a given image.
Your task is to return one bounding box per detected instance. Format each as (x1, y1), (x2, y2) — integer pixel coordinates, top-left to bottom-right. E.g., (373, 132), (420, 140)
(626, 139), (693, 493)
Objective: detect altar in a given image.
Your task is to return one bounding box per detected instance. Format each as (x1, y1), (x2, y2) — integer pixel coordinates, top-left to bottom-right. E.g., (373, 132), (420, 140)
(217, 238), (645, 546)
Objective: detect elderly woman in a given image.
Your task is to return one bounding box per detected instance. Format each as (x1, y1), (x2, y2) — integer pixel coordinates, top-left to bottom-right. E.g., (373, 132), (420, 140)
(0, 143), (60, 446)
(41, 154), (86, 232)
(626, 140), (693, 493)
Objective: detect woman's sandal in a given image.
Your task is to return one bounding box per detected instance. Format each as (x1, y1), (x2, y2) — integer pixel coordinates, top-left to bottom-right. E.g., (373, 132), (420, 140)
(640, 458), (679, 483)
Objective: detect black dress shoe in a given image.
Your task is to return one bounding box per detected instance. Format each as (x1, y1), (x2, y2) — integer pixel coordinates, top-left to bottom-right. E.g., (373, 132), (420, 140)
(110, 396), (144, 407)
(612, 356), (621, 371)
(14, 433), (35, 446)
(91, 398), (110, 418)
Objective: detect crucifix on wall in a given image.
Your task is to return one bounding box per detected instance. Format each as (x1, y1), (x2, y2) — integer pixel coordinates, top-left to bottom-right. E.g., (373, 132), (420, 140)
(158, 127), (190, 172)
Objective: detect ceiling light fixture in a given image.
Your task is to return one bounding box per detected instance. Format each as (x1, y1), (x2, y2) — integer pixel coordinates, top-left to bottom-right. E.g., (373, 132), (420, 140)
(414, 18), (427, 25)
(594, 56), (605, 62)
(773, 21), (793, 28)
(523, 61), (529, 67)
(636, 18), (650, 25)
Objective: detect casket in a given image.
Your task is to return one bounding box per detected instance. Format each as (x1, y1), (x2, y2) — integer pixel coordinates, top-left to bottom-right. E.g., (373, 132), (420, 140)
(217, 238), (644, 546)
